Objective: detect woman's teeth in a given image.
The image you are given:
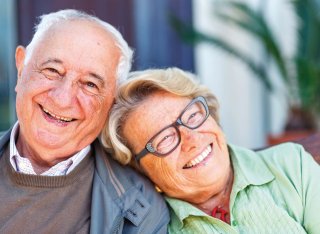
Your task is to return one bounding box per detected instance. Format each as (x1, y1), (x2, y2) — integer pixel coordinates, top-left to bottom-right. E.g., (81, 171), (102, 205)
(184, 145), (212, 168)
(42, 107), (73, 122)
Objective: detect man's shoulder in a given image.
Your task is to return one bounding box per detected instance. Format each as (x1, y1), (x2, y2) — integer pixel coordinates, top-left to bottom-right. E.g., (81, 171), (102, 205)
(0, 129), (11, 153)
(0, 131), (7, 138)
(91, 140), (169, 233)
(92, 140), (166, 200)
(92, 140), (147, 185)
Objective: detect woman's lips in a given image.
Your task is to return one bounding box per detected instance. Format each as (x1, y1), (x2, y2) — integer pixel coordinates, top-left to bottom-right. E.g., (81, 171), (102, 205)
(183, 144), (212, 169)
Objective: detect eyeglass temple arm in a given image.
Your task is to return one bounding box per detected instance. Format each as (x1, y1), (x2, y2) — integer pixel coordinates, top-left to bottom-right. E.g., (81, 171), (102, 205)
(135, 148), (149, 163)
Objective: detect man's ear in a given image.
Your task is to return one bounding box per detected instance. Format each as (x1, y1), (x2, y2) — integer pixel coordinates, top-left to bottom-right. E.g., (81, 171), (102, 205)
(15, 46), (26, 79)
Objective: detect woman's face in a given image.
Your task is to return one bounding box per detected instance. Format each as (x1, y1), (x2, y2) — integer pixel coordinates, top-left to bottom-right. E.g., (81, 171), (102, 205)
(122, 91), (231, 203)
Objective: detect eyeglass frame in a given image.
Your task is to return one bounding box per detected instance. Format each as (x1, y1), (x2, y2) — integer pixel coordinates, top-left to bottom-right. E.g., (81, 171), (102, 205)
(135, 96), (210, 163)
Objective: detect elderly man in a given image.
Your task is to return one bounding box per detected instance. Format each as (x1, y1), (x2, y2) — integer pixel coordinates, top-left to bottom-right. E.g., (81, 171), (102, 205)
(0, 9), (169, 233)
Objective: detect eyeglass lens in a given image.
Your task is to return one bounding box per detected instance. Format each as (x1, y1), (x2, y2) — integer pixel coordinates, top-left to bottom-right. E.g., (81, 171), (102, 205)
(151, 100), (207, 155)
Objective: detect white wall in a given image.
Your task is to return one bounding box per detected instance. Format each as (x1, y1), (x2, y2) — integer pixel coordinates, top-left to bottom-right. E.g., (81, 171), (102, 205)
(0, 0), (18, 124)
(192, 0), (296, 148)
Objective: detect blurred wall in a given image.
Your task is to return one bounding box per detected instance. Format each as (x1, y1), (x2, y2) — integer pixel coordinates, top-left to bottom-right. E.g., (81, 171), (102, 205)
(193, 0), (296, 148)
(16, 0), (193, 71)
(0, 0), (17, 130)
(133, 0), (194, 70)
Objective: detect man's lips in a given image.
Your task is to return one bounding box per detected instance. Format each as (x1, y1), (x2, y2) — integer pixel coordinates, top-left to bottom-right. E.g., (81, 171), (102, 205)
(40, 105), (75, 122)
(183, 144), (212, 169)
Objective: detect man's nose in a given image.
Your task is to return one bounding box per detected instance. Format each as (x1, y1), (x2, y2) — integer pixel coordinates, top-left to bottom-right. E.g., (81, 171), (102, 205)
(180, 127), (199, 152)
(48, 78), (78, 108)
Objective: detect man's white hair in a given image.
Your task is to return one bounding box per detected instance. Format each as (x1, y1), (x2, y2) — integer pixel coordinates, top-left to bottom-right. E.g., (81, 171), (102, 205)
(25, 9), (133, 83)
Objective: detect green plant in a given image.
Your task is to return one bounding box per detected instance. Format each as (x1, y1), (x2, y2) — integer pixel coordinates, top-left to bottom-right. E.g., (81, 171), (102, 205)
(170, 0), (320, 130)
(294, 0), (320, 119)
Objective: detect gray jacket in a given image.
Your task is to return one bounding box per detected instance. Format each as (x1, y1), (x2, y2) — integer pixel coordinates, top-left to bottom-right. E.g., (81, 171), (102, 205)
(0, 129), (169, 233)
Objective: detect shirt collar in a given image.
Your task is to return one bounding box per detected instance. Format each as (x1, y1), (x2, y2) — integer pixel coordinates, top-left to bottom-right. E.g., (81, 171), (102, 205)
(165, 196), (209, 230)
(9, 121), (90, 176)
(9, 122), (20, 171)
(228, 144), (274, 190)
(228, 144), (275, 209)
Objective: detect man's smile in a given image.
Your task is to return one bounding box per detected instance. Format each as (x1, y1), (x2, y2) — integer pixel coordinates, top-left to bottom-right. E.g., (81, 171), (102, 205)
(40, 105), (75, 124)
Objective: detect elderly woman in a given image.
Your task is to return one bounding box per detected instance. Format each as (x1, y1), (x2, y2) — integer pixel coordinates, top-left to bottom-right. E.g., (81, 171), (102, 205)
(101, 68), (320, 233)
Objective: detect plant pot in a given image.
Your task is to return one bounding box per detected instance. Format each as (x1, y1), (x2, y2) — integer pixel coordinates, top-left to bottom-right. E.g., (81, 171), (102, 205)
(268, 130), (315, 146)
(284, 106), (317, 131)
(268, 106), (317, 145)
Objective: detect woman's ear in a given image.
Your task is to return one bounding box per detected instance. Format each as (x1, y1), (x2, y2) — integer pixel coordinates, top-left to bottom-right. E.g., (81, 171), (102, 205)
(15, 46), (26, 79)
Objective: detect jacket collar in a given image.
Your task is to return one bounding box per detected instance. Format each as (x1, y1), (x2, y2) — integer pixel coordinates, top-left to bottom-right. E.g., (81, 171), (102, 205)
(92, 140), (151, 226)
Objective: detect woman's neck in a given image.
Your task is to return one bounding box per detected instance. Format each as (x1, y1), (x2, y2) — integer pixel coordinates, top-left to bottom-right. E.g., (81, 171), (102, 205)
(192, 168), (234, 217)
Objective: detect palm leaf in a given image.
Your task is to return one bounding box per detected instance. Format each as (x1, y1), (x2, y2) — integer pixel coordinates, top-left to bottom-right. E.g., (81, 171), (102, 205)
(170, 14), (272, 91)
(293, 0), (320, 112)
(170, 0), (320, 117)
(214, 1), (289, 84)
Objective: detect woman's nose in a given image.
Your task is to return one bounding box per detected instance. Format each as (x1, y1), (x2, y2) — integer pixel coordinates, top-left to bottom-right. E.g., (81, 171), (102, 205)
(180, 127), (199, 152)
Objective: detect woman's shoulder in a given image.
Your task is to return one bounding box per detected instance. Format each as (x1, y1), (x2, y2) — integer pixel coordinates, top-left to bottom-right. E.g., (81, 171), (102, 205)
(230, 142), (311, 184)
(256, 142), (319, 191)
(230, 142), (305, 167)
(257, 142), (307, 166)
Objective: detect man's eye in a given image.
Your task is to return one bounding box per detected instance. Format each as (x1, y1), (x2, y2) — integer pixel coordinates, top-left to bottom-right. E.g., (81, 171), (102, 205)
(86, 82), (98, 88)
(41, 68), (61, 79)
(47, 68), (59, 73)
(82, 81), (101, 96)
(43, 68), (60, 74)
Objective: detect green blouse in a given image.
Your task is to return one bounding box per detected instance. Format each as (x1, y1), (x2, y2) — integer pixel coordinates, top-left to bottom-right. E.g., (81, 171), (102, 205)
(165, 143), (320, 234)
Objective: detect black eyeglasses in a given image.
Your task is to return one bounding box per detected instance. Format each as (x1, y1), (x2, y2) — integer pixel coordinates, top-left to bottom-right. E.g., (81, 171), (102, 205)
(135, 96), (209, 163)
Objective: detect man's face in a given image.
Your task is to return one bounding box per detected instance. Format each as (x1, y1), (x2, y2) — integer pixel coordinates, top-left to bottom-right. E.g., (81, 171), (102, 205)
(15, 20), (121, 165)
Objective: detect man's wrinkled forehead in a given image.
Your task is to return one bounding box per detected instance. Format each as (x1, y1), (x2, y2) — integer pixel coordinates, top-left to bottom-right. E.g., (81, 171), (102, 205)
(29, 20), (120, 78)
(26, 19), (120, 64)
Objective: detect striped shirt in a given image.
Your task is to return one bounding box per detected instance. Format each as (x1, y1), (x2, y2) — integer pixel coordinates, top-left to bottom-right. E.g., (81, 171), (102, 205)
(9, 122), (90, 176)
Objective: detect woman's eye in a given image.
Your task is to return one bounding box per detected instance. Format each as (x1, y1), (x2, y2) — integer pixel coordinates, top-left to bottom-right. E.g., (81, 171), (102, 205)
(188, 112), (201, 123)
(189, 113), (196, 119)
(157, 134), (175, 150)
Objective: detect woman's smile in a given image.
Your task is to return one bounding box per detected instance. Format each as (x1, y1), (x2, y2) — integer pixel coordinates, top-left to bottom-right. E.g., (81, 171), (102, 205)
(183, 144), (212, 169)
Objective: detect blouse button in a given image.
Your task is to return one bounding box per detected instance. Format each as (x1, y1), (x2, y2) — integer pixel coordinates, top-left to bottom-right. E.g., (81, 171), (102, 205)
(232, 220), (238, 226)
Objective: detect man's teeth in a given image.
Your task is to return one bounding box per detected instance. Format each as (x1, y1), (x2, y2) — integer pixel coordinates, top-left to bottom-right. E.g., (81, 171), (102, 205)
(42, 107), (73, 122)
(185, 145), (212, 168)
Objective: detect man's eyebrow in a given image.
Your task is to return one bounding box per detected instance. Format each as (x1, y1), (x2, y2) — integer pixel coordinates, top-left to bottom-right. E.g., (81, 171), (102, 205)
(40, 58), (63, 66)
(40, 59), (105, 85)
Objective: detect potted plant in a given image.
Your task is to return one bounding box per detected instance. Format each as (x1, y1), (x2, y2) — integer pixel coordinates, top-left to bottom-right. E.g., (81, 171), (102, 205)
(170, 0), (320, 143)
